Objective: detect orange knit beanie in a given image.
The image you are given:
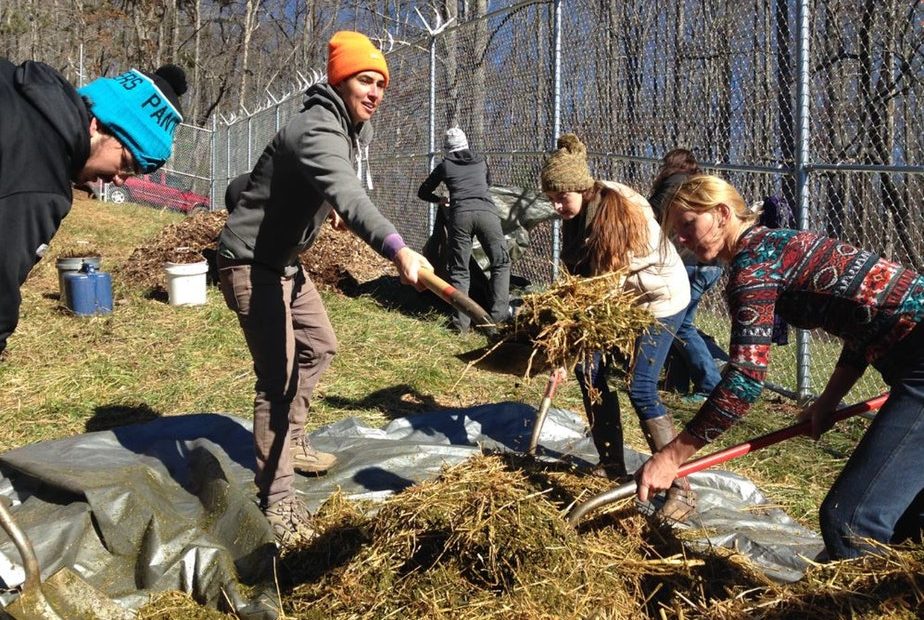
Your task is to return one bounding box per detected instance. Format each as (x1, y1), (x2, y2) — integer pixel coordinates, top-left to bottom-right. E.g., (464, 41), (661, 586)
(327, 31), (390, 87)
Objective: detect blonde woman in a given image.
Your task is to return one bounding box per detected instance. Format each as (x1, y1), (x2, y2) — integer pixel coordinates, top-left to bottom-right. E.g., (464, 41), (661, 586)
(639, 173), (924, 559)
(540, 133), (694, 521)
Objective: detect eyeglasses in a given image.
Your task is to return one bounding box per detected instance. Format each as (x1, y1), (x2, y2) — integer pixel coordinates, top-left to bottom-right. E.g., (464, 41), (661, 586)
(117, 145), (141, 177)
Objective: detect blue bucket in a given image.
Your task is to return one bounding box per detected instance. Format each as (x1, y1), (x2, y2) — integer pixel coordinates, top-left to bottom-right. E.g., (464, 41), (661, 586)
(56, 256), (102, 307)
(63, 264), (113, 316)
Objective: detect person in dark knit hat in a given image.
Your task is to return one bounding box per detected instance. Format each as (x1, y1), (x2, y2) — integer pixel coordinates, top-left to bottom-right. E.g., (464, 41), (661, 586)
(540, 133), (695, 522)
(217, 30), (432, 548)
(417, 126), (510, 333)
(0, 58), (187, 357)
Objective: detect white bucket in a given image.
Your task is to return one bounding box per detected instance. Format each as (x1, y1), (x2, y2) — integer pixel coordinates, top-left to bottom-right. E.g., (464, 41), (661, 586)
(164, 260), (208, 306)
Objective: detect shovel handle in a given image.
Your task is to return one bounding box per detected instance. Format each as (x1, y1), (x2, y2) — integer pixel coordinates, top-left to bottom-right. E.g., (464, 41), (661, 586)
(527, 368), (566, 455)
(567, 392), (890, 525)
(0, 500), (43, 595)
(418, 269), (496, 335)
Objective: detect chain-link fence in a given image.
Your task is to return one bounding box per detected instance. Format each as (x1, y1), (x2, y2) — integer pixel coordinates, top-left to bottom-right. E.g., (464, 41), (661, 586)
(139, 0), (923, 403)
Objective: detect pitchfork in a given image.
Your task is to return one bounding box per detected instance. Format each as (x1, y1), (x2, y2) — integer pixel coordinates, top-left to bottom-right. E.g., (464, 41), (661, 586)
(566, 393), (889, 526)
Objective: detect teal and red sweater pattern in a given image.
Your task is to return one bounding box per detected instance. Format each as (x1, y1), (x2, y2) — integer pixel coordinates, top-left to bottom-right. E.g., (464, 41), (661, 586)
(686, 226), (924, 443)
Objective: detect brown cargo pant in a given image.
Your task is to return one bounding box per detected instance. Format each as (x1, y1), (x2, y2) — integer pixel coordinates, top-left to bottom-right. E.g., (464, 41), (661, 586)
(218, 259), (337, 508)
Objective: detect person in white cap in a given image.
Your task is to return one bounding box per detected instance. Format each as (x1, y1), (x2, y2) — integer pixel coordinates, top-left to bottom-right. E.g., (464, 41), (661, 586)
(417, 126), (510, 333)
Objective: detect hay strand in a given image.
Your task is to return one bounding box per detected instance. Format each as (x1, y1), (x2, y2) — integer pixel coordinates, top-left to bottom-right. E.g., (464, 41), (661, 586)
(509, 269), (657, 378)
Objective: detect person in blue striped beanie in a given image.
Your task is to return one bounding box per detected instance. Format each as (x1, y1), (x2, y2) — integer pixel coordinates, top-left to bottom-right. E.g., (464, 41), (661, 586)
(0, 59), (186, 358)
(78, 64), (187, 175)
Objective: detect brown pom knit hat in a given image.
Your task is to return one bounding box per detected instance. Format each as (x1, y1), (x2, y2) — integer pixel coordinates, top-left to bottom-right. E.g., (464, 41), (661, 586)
(540, 133), (595, 193)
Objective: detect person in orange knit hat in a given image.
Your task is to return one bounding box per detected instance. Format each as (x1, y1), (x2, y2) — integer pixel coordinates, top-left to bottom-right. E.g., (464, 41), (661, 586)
(217, 31), (432, 549)
(327, 30), (390, 88)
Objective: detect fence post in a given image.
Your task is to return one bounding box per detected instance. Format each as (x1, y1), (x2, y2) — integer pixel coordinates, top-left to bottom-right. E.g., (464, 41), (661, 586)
(226, 119), (231, 186)
(795, 0), (813, 399)
(247, 115), (253, 171)
(428, 35), (437, 234)
(550, 0), (563, 280)
(210, 115), (218, 210)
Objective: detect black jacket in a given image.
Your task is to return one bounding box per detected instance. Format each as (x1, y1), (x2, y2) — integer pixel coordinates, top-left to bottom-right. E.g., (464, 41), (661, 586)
(417, 149), (495, 212)
(0, 58), (90, 352)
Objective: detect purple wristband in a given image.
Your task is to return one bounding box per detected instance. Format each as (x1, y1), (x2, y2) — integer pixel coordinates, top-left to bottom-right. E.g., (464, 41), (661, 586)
(382, 233), (407, 260)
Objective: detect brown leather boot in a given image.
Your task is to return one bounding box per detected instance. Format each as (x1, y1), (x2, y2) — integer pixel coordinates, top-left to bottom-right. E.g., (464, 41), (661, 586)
(641, 415), (696, 522)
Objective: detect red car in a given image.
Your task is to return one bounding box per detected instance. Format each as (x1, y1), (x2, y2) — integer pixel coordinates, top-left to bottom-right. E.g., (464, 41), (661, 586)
(106, 171), (211, 214)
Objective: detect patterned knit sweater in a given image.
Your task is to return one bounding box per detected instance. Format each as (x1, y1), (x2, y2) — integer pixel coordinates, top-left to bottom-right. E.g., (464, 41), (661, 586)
(686, 226), (924, 443)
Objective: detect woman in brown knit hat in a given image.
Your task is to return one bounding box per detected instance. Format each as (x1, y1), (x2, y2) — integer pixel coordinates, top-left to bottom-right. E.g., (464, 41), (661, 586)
(540, 133), (695, 521)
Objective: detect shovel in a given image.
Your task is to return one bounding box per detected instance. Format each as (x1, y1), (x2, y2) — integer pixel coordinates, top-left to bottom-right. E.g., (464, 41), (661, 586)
(0, 500), (132, 620)
(566, 392), (890, 526)
(527, 367), (566, 455)
(418, 269), (498, 336)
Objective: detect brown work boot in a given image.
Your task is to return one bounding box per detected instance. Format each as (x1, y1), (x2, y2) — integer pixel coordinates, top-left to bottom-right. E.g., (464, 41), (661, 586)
(661, 482), (697, 522)
(263, 496), (317, 549)
(641, 415), (697, 523)
(291, 435), (337, 474)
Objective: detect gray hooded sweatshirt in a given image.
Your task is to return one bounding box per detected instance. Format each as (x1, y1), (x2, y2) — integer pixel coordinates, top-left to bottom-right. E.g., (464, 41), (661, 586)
(218, 82), (401, 273)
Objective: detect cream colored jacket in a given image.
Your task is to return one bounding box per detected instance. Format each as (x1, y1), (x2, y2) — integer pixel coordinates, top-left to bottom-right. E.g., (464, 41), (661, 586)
(562, 180), (690, 318)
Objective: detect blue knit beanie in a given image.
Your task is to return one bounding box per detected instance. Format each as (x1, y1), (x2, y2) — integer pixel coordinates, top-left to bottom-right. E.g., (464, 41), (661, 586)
(78, 65), (187, 173)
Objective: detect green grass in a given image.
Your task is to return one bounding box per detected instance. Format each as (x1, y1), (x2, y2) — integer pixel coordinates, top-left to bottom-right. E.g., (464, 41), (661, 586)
(0, 196), (877, 533)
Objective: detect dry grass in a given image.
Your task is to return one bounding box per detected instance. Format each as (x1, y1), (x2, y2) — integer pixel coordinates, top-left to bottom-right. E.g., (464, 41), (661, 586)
(508, 270), (655, 379)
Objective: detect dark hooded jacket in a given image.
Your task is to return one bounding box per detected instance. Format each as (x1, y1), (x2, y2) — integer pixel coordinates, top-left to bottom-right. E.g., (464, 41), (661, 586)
(0, 58), (90, 352)
(417, 149), (495, 212)
(217, 82), (400, 274)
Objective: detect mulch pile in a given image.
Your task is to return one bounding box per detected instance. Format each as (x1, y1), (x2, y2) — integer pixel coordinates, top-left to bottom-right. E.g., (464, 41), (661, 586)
(119, 211), (394, 293)
(137, 453), (924, 619)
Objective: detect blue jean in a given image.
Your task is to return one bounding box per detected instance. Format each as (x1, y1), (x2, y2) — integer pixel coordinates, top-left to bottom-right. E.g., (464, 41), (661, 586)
(819, 349), (924, 559)
(675, 265), (723, 395)
(575, 309), (685, 423)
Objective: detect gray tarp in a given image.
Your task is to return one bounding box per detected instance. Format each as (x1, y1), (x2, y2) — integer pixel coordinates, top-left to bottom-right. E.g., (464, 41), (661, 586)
(0, 403), (823, 617)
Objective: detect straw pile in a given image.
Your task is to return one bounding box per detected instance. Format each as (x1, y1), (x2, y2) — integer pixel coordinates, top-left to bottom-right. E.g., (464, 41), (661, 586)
(134, 454), (924, 619)
(509, 270), (656, 377)
(137, 591), (233, 619)
(291, 456), (924, 619)
(278, 454), (760, 619)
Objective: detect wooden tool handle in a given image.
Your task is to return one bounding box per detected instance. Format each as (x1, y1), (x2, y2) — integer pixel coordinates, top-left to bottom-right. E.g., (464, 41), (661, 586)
(418, 269), (495, 333)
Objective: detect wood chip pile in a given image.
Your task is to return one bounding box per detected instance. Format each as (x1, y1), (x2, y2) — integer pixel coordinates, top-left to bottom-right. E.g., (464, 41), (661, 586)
(119, 211), (226, 291)
(119, 212), (393, 293)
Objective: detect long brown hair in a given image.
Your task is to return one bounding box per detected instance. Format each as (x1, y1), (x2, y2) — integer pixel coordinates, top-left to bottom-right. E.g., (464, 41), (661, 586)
(583, 181), (649, 274)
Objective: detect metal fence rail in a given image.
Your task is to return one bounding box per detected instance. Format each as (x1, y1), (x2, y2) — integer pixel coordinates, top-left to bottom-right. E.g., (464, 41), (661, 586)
(149, 0), (923, 403)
